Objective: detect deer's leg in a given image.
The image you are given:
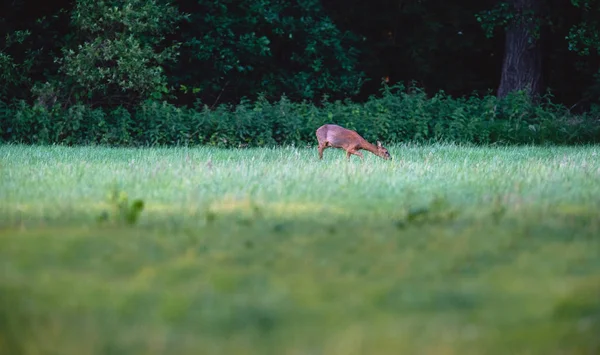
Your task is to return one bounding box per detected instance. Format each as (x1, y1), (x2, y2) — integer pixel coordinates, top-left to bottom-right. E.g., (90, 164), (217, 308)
(318, 142), (328, 159)
(346, 149), (363, 160)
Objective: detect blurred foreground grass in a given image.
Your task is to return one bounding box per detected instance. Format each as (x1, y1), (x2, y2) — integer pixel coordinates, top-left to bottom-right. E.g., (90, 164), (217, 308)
(0, 143), (599, 355)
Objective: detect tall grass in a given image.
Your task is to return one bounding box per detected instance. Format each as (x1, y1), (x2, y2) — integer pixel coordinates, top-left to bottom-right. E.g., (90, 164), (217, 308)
(1, 143), (599, 355)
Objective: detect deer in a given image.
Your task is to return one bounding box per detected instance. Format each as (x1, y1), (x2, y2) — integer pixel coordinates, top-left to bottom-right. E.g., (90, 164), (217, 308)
(315, 124), (392, 161)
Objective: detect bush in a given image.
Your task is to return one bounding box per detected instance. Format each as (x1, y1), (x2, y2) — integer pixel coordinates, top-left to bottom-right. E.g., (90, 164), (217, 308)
(1, 84), (599, 147)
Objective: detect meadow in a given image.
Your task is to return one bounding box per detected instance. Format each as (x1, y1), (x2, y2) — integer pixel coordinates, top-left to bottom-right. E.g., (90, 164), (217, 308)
(1, 143), (599, 355)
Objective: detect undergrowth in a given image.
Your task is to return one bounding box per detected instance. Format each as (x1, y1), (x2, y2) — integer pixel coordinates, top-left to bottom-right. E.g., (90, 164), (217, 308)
(2, 84), (599, 147)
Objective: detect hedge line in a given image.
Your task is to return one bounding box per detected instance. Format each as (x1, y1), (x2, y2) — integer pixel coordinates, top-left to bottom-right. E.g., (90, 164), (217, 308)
(1, 85), (599, 147)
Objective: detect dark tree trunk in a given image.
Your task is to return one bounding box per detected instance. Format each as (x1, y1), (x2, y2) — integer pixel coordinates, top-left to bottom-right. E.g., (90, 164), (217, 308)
(497, 0), (542, 99)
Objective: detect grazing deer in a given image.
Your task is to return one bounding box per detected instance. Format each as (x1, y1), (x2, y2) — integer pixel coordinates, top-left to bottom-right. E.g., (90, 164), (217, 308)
(315, 124), (392, 161)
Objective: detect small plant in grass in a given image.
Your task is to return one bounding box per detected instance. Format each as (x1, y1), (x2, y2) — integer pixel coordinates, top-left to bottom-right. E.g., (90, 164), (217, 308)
(490, 195), (508, 224)
(97, 185), (145, 226)
(395, 195), (459, 228)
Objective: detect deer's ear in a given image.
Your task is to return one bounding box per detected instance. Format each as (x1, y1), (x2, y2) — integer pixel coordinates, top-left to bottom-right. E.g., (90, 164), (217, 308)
(377, 141), (382, 147)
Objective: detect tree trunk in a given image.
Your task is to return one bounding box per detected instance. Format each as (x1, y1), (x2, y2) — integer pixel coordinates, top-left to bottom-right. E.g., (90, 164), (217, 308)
(497, 0), (542, 99)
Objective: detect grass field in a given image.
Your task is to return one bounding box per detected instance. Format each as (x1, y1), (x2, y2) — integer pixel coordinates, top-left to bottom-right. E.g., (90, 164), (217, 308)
(1, 143), (599, 355)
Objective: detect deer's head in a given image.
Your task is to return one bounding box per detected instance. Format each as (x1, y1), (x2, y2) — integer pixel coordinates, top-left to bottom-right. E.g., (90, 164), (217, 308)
(377, 141), (392, 160)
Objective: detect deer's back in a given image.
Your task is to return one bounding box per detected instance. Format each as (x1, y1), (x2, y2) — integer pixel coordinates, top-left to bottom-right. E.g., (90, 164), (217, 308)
(316, 124), (364, 148)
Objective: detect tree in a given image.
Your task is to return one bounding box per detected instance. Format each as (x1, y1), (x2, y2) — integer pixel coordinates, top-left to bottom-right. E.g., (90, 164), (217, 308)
(476, 0), (600, 104)
(565, 0), (600, 109)
(497, 0), (543, 98)
(0, 0), (72, 104)
(51, 0), (186, 108)
(170, 0), (365, 105)
(566, 0), (600, 57)
(321, 0), (503, 100)
(0, 30), (32, 102)
(2, 0), (600, 110)
(477, 0), (543, 99)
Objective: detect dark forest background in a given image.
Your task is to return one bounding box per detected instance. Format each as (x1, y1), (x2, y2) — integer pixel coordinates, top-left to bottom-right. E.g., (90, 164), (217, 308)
(2, 0), (600, 146)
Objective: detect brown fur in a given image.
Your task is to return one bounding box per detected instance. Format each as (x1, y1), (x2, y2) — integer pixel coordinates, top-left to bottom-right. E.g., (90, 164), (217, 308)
(315, 124), (392, 161)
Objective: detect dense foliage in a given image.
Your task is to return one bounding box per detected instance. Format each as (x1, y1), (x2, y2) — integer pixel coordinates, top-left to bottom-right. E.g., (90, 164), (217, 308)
(1, 0), (600, 146)
(173, 0), (365, 104)
(2, 84), (599, 147)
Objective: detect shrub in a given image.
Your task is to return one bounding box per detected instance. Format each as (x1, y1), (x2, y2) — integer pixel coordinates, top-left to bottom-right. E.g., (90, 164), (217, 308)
(2, 84), (599, 147)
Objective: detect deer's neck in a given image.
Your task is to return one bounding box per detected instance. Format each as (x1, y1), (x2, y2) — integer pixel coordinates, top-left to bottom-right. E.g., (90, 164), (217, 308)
(359, 140), (379, 155)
